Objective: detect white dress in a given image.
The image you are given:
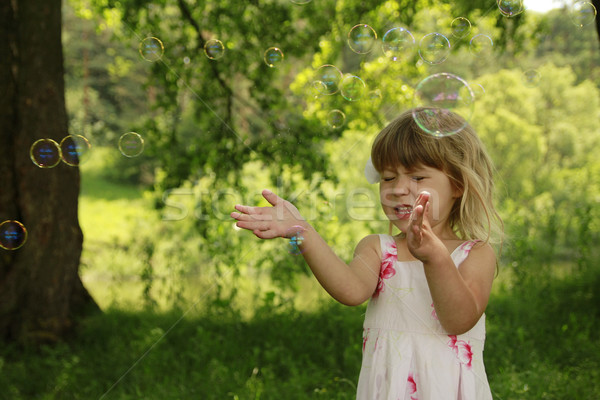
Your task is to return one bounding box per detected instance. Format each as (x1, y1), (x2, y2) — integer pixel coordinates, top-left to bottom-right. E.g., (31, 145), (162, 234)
(356, 234), (493, 400)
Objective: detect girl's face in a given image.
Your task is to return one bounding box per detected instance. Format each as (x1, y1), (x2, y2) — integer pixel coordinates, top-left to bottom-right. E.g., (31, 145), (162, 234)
(379, 164), (461, 238)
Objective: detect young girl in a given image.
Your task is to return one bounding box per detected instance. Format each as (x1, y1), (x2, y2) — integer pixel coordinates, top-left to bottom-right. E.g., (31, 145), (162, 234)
(231, 108), (503, 399)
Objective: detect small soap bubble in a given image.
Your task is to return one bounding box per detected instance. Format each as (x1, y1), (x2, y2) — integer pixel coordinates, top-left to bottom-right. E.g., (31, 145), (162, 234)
(290, 0), (311, 4)
(451, 17), (471, 38)
(382, 27), (415, 60)
(368, 89), (382, 101)
(139, 37), (164, 62)
(118, 132), (145, 157)
(30, 138), (61, 168)
(469, 34), (494, 58)
(308, 80), (328, 98)
(60, 135), (91, 167)
(570, 1), (597, 27)
(412, 73), (475, 137)
(315, 64), (343, 95)
(327, 110), (346, 129)
(471, 82), (486, 100)
(0, 220), (28, 250)
(340, 75), (366, 101)
(264, 47), (284, 68)
(497, 0), (524, 17)
(286, 225), (306, 255)
(183, 56), (191, 65)
(348, 24), (377, 54)
(522, 69), (541, 87)
(204, 39), (225, 60)
(418, 33), (450, 65)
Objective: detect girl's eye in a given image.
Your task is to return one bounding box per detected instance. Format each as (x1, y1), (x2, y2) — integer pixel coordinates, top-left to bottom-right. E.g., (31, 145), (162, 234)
(382, 176), (395, 182)
(411, 176), (425, 182)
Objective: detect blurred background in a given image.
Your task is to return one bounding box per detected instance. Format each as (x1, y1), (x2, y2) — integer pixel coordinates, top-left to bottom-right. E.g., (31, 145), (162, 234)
(1, 0), (599, 398)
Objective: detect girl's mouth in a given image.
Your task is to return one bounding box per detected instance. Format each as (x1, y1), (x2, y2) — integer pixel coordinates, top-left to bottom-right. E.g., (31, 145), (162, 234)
(394, 205), (412, 220)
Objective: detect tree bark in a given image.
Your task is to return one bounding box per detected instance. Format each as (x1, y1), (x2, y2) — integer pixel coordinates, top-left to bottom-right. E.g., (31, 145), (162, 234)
(0, 0), (99, 344)
(593, 0), (600, 49)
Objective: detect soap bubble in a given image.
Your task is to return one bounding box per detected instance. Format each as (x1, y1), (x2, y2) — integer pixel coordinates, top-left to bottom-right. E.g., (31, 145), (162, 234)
(570, 1), (597, 27)
(118, 132), (145, 157)
(412, 73), (475, 137)
(382, 27), (415, 60)
(290, 0), (311, 4)
(340, 75), (366, 101)
(60, 135), (91, 167)
(451, 17), (472, 38)
(139, 37), (164, 62)
(418, 33), (450, 65)
(368, 89), (383, 101)
(30, 138), (61, 168)
(0, 220), (27, 250)
(522, 69), (541, 87)
(204, 39), (225, 60)
(469, 34), (494, 58)
(315, 64), (343, 95)
(264, 47), (284, 67)
(308, 80), (328, 98)
(497, 0), (524, 17)
(327, 110), (346, 129)
(471, 82), (486, 101)
(348, 24), (377, 54)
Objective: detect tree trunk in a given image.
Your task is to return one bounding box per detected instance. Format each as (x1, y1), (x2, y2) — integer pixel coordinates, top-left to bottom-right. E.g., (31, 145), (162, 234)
(593, 0), (600, 49)
(0, 0), (99, 344)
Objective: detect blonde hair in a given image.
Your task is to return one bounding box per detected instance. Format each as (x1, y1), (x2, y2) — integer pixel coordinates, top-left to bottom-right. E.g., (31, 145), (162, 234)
(371, 108), (504, 247)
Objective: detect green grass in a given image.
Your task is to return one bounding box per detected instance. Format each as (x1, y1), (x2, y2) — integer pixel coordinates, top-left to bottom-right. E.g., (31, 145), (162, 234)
(1, 268), (599, 399)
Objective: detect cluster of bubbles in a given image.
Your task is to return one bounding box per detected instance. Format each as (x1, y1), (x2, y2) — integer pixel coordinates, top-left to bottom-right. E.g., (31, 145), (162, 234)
(140, 36), (286, 69)
(30, 135), (91, 168)
(495, 0), (597, 26)
(345, 21), (494, 64)
(0, 220), (27, 250)
(28, 131), (144, 170)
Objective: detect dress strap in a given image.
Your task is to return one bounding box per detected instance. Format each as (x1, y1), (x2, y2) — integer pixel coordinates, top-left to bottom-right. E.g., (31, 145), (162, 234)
(378, 234), (397, 259)
(451, 240), (482, 266)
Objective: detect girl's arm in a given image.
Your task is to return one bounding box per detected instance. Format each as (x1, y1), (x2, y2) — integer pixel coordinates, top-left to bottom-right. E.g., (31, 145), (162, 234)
(408, 192), (496, 335)
(231, 189), (382, 306)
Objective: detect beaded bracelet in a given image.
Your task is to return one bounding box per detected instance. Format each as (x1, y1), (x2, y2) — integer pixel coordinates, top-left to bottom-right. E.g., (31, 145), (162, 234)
(287, 225), (305, 255)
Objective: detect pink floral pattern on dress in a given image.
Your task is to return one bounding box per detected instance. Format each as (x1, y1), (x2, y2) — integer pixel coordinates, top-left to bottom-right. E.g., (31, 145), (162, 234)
(430, 302), (438, 321)
(373, 241), (397, 298)
(447, 335), (473, 369)
(407, 373), (418, 400)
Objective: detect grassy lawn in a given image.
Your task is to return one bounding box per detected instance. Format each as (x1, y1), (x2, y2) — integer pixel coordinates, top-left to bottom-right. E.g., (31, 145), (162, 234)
(1, 269), (599, 399)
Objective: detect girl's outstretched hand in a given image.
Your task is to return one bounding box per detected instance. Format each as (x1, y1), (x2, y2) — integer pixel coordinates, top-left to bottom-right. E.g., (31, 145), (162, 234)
(406, 191), (443, 263)
(230, 189), (306, 239)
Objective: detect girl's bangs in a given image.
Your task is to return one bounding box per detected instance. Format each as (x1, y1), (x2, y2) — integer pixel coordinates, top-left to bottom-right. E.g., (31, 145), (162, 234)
(374, 126), (444, 173)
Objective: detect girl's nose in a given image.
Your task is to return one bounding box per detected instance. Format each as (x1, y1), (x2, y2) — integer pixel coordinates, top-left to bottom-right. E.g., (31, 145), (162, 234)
(392, 176), (413, 196)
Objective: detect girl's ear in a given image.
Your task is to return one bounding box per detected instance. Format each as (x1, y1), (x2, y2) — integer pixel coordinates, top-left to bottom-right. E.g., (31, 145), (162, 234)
(452, 183), (464, 198)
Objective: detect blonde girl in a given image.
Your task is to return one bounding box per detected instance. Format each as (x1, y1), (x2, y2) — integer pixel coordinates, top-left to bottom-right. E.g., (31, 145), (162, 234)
(231, 108), (503, 399)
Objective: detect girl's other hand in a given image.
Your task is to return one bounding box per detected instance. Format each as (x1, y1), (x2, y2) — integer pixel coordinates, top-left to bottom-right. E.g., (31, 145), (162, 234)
(230, 189), (306, 239)
(407, 191), (437, 261)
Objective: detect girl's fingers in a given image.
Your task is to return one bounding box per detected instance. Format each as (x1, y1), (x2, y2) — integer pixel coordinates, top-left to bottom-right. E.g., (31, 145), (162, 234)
(262, 189), (284, 207)
(234, 204), (256, 215)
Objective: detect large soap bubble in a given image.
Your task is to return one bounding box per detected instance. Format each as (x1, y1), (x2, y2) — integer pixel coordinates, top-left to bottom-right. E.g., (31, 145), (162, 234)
(412, 73), (475, 137)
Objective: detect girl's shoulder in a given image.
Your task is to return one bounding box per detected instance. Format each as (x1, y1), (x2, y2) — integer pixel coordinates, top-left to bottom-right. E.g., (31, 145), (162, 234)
(355, 234), (394, 259)
(451, 239), (496, 266)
